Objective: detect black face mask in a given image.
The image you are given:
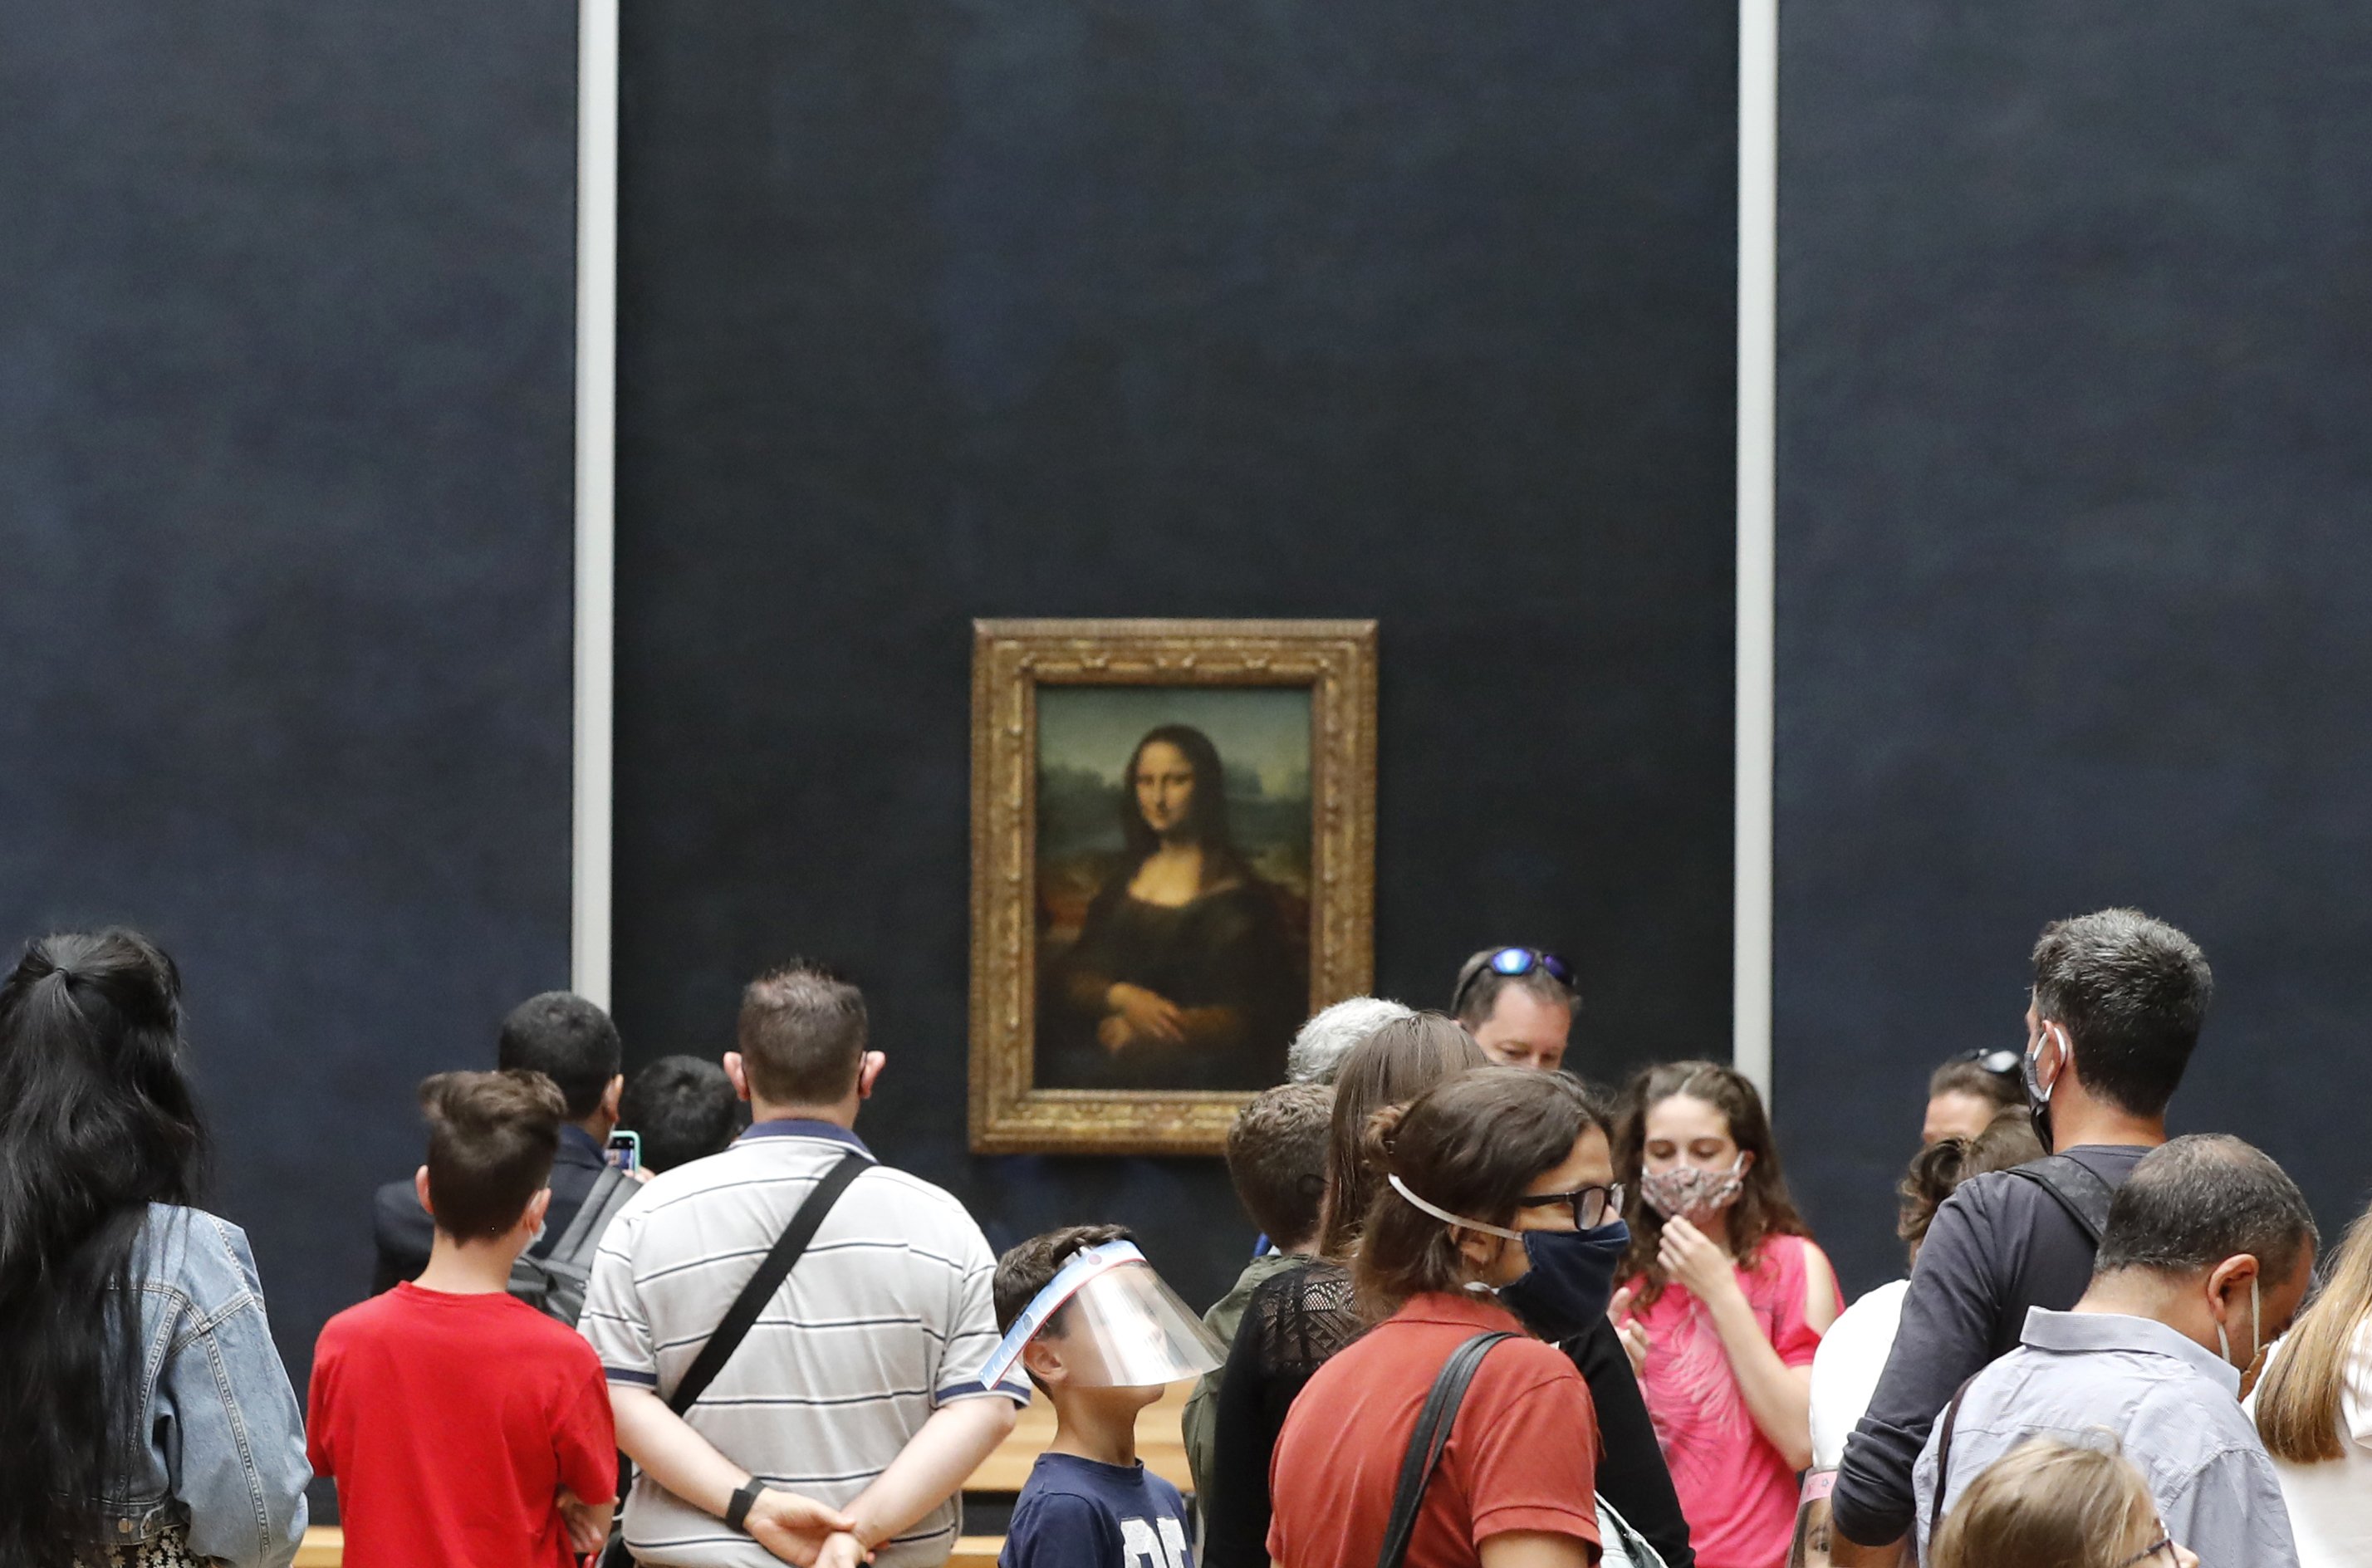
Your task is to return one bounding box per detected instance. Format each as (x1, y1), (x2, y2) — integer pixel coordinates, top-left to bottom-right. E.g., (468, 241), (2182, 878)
(1496, 1220), (1633, 1344)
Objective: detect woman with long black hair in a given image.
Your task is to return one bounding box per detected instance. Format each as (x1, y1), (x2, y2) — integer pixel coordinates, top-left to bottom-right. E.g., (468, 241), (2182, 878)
(0, 929), (310, 1568)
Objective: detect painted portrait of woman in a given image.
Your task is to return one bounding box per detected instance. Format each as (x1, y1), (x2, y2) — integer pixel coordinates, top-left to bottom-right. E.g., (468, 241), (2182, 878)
(1038, 722), (1307, 1090)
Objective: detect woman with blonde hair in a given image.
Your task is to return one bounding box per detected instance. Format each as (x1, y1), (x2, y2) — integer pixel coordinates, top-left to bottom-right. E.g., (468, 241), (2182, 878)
(1930, 1438), (2196, 1568)
(2252, 1193), (2372, 1566)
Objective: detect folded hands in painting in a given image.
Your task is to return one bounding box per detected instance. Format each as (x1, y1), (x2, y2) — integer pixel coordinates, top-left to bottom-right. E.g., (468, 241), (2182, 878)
(1101, 982), (1185, 1049)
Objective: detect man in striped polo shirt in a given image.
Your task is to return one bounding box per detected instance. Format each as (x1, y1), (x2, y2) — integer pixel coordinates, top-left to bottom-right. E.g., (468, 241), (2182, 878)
(582, 963), (1026, 1566)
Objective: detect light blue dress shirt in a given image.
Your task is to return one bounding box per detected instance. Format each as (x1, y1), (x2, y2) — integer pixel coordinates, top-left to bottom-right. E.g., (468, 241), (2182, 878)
(1914, 1306), (2300, 1568)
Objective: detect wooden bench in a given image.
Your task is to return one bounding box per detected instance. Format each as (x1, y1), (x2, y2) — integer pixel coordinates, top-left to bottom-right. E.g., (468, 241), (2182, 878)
(292, 1384), (1195, 1564)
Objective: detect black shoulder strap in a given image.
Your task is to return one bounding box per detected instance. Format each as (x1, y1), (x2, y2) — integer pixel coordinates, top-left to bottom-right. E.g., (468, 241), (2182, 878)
(1927, 1374), (1978, 1547)
(2006, 1154), (2117, 1247)
(668, 1150), (869, 1415)
(1375, 1331), (1514, 1568)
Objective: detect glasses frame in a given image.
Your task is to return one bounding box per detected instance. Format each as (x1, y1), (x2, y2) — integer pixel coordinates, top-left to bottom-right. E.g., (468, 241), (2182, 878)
(2112, 1538), (2175, 1568)
(1512, 1182), (1623, 1231)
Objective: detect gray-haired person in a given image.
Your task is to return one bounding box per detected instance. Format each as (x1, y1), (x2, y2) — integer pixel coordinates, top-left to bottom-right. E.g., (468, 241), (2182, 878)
(1283, 996), (1414, 1085)
(1912, 1134), (2318, 1568)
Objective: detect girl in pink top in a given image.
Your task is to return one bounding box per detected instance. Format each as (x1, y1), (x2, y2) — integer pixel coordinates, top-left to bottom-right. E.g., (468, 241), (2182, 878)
(1610, 1061), (1842, 1568)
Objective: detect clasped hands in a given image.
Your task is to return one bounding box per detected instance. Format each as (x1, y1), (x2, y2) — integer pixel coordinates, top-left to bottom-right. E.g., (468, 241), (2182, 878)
(746, 1490), (873, 1568)
(1605, 1214), (1742, 1376)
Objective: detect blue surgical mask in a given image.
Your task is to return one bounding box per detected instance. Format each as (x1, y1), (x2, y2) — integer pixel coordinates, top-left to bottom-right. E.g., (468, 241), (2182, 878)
(1497, 1221), (1633, 1343)
(1388, 1174), (1632, 1342)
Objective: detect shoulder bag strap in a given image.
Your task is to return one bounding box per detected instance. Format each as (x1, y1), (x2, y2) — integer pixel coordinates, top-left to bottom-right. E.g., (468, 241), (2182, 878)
(1926, 1374), (1979, 1548)
(669, 1149), (870, 1414)
(1375, 1331), (1515, 1568)
(2006, 1154), (2117, 1247)
(551, 1164), (635, 1263)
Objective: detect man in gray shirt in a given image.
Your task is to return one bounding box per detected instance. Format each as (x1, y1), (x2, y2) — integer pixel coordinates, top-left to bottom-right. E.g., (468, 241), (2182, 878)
(1913, 1134), (2320, 1566)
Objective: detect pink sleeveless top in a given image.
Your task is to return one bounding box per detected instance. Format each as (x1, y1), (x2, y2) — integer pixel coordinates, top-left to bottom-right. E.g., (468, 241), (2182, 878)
(1628, 1232), (1838, 1568)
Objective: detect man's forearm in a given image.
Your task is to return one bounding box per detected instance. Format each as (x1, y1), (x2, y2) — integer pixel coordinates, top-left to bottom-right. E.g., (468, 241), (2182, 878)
(843, 1397), (1020, 1551)
(610, 1384), (750, 1518)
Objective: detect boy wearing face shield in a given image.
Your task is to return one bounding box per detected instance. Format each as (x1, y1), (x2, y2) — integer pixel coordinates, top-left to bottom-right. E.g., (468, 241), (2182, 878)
(987, 1227), (1226, 1568)
(1909, 1136), (2318, 1568)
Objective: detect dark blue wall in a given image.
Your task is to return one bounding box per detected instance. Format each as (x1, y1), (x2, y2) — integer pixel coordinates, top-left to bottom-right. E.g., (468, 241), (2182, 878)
(612, 2), (1740, 1311)
(0, 0), (581, 1479)
(1776, 3), (2372, 1292)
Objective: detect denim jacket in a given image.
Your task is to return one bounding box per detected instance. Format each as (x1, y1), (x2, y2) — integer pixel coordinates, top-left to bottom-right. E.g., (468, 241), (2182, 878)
(96, 1205), (310, 1567)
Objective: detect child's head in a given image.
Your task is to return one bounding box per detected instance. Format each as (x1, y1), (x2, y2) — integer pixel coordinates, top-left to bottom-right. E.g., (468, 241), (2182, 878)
(993, 1224), (1167, 1413)
(415, 1069), (566, 1247)
(1931, 1438), (2191, 1568)
(1226, 1082), (1332, 1251)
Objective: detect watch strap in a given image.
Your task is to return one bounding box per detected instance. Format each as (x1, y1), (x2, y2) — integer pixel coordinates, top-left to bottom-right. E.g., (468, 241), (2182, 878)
(725, 1479), (765, 1534)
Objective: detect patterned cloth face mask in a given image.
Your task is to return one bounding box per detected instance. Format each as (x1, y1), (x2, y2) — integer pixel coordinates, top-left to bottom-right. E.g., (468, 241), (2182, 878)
(1639, 1156), (1747, 1220)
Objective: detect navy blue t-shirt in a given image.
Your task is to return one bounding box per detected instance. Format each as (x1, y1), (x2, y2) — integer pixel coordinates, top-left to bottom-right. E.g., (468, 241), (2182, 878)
(1001, 1453), (1196, 1568)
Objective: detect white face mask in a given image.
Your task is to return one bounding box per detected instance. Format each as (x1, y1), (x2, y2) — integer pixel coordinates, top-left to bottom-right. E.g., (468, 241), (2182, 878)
(2213, 1275), (2262, 1371)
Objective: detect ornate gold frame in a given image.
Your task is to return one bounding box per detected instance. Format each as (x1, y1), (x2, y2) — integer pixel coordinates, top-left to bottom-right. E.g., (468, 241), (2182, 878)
(969, 619), (1377, 1154)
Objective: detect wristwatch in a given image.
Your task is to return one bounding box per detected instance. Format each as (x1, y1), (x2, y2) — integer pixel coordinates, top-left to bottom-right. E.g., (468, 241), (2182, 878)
(725, 1479), (767, 1534)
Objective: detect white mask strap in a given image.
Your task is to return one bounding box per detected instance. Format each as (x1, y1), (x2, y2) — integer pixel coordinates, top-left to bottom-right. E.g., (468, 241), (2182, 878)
(1389, 1174), (1522, 1241)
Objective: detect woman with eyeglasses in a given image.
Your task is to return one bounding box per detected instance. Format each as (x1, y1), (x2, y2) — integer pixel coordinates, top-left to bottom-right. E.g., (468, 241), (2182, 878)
(1610, 1061), (1841, 1568)
(1929, 1438), (2198, 1568)
(1267, 1066), (1620, 1568)
(2251, 1190), (2372, 1566)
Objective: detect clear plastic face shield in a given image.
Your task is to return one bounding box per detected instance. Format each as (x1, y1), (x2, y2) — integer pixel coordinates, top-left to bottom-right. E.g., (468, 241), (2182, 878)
(978, 1240), (1228, 1391)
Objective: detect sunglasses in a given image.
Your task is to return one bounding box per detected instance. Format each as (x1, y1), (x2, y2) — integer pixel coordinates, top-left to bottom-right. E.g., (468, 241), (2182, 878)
(1514, 1182), (1624, 1231)
(1953, 1046), (2024, 1079)
(1453, 947), (1576, 1013)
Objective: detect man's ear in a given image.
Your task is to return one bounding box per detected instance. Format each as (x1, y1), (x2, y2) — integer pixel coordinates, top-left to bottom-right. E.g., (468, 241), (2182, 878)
(857, 1051), (886, 1100)
(521, 1187), (553, 1237)
(2207, 1252), (2261, 1311)
(723, 1052), (752, 1103)
(602, 1075), (625, 1120)
(414, 1165), (434, 1216)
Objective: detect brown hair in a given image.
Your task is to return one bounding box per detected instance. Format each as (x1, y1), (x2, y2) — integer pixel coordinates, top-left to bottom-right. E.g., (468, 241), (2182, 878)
(992, 1223), (1134, 1333)
(738, 961), (868, 1105)
(1354, 1066), (1605, 1320)
(1316, 1013), (1488, 1259)
(2257, 1195), (2372, 1464)
(1928, 1438), (2160, 1568)
(419, 1069), (565, 1240)
(1227, 1082), (1334, 1251)
(1899, 1109), (2044, 1255)
(1927, 1057), (2025, 1112)
(1615, 1060), (1809, 1305)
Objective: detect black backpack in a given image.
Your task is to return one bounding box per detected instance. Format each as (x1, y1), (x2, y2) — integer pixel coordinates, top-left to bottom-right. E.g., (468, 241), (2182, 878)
(508, 1164), (639, 1325)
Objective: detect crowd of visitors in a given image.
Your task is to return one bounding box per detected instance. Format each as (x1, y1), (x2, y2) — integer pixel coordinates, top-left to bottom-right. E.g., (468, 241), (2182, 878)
(3, 914), (2367, 1568)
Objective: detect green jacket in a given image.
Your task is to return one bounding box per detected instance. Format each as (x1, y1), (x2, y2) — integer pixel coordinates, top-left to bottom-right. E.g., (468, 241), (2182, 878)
(1181, 1252), (1305, 1505)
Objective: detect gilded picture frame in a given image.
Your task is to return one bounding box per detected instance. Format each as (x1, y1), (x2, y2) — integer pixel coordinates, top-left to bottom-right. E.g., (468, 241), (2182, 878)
(970, 618), (1378, 1154)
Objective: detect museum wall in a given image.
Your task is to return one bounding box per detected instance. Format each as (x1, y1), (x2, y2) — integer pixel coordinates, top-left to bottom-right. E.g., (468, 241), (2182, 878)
(0, 0), (581, 1497)
(1775, 1), (2372, 1292)
(611, 2), (1741, 1308)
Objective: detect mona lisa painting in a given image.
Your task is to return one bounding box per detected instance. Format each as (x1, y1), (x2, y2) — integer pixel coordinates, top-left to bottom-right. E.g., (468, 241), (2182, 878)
(970, 620), (1376, 1154)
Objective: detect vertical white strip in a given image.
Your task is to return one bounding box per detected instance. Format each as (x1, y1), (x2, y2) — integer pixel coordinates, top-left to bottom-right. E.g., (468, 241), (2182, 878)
(1734, 0), (1779, 1099)
(571, 0), (620, 1007)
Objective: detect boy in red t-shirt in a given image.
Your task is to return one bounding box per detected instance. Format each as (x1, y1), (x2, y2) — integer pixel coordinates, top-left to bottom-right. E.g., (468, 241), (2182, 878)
(310, 1070), (618, 1567)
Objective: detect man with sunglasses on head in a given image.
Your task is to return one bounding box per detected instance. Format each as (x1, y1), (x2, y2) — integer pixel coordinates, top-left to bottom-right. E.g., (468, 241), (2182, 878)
(1921, 1047), (2026, 1146)
(1451, 945), (1579, 1072)
(1830, 909), (2215, 1566)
